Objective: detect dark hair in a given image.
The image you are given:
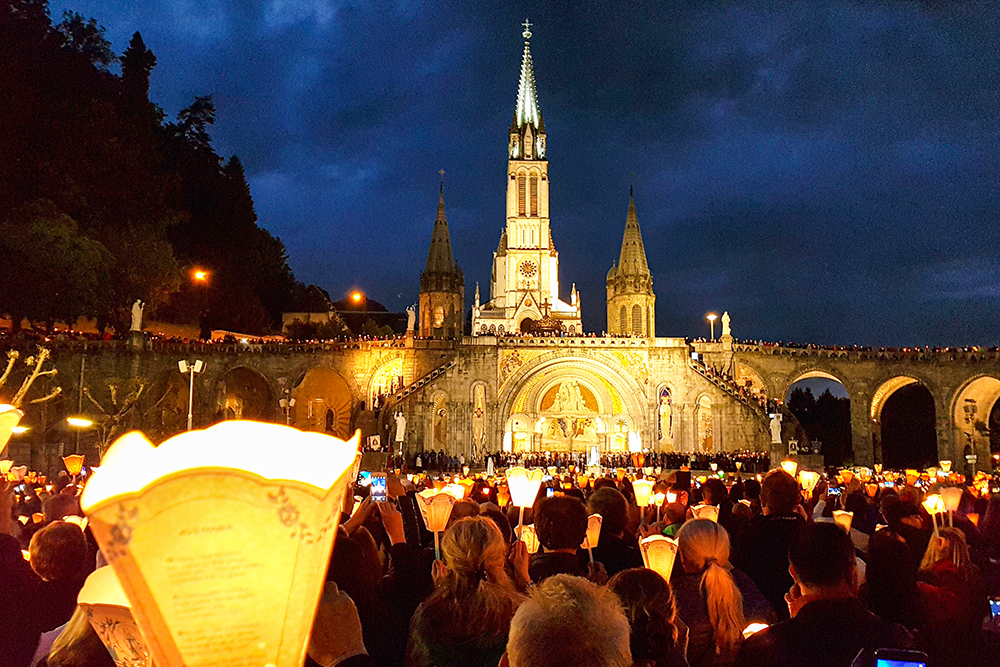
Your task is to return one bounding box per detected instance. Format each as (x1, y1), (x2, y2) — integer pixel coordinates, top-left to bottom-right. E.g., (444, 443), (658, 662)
(588, 487), (628, 538)
(29, 521), (87, 582)
(701, 478), (727, 506)
(744, 479), (761, 500)
(761, 470), (799, 514)
(481, 507), (514, 546)
(328, 526), (381, 606)
(789, 522), (855, 587)
(593, 477), (618, 493)
(863, 528), (923, 629)
(534, 495), (588, 550)
(608, 568), (680, 663)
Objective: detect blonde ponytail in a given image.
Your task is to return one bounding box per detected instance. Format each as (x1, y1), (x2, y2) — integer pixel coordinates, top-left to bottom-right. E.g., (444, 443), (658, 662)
(677, 519), (746, 656)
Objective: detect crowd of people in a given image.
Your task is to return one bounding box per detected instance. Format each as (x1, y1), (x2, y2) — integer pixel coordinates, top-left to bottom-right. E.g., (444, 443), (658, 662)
(4, 459), (1000, 667)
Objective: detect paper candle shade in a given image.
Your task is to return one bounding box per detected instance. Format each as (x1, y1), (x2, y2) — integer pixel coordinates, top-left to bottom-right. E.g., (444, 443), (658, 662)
(922, 494), (945, 515)
(690, 504), (720, 522)
(519, 524), (540, 554)
(968, 513), (980, 526)
(0, 404), (23, 456)
(832, 510), (853, 531)
(581, 514), (603, 550)
(639, 535), (679, 581)
(442, 483), (466, 500)
(80, 421), (360, 667)
(840, 470), (855, 485)
(10, 465), (26, 481)
(798, 470), (820, 494)
(78, 566), (153, 667)
(856, 467), (872, 483)
(0, 459), (11, 475)
(780, 460), (798, 477)
(505, 467), (544, 507)
(64, 454), (86, 476)
(415, 490), (457, 533)
(940, 487), (962, 512)
(633, 479), (654, 507)
(874, 464), (883, 475)
(743, 623), (769, 638)
(63, 515), (89, 532)
(939, 460), (952, 473)
(866, 483), (878, 498)
(653, 492), (666, 508)
(906, 470), (919, 485)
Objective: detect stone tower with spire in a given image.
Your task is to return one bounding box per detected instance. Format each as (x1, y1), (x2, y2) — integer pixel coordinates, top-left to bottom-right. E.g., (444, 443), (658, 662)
(607, 190), (655, 336)
(419, 188), (464, 338)
(473, 20), (582, 336)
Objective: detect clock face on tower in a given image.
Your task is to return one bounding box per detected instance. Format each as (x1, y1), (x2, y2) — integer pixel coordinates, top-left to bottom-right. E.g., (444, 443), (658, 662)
(519, 260), (538, 278)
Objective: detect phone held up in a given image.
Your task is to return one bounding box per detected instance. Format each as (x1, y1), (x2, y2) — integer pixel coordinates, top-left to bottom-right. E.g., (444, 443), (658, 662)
(872, 648), (928, 667)
(370, 472), (388, 503)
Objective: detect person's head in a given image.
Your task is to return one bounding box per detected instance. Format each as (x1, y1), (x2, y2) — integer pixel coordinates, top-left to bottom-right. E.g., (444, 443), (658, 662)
(480, 506), (514, 546)
(676, 519), (745, 656)
(328, 526), (381, 606)
(506, 574), (632, 667)
(701, 478), (727, 506)
(593, 476), (618, 493)
(920, 526), (972, 574)
(864, 528), (921, 626)
(761, 469), (799, 514)
(744, 478), (761, 501)
(587, 487), (628, 539)
(447, 499), (481, 527)
(43, 493), (81, 523)
(844, 491), (868, 527)
(789, 522), (856, 594)
(534, 496), (588, 551)
(608, 568), (679, 664)
(441, 516), (508, 582)
(29, 521), (88, 582)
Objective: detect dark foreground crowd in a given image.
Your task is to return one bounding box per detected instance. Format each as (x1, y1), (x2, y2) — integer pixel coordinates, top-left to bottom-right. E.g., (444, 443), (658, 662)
(4, 467), (1000, 667)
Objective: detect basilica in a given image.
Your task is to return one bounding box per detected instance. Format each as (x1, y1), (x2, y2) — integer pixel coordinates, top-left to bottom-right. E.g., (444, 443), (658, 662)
(405, 24), (769, 458)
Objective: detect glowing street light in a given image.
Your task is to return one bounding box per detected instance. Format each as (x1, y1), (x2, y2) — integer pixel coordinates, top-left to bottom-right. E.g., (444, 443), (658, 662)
(67, 417), (94, 428)
(707, 313), (718, 340)
(178, 360), (205, 431)
(351, 292), (363, 303)
(192, 269), (209, 283)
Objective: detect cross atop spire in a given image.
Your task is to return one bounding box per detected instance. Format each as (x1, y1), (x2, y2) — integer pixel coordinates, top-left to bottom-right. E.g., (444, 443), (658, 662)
(522, 19), (532, 41)
(514, 20), (542, 131)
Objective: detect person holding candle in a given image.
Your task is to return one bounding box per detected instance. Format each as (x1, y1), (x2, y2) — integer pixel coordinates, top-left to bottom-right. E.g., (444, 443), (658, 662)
(528, 495), (604, 584)
(587, 487), (643, 578)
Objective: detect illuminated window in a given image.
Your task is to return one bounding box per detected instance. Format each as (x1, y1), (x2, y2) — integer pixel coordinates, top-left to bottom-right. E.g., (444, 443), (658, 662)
(433, 307), (445, 328)
(518, 175), (526, 215)
(632, 304), (642, 334)
(530, 176), (538, 215)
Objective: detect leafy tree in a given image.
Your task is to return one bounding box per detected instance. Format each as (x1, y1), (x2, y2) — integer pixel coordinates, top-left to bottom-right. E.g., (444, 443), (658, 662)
(56, 10), (115, 69)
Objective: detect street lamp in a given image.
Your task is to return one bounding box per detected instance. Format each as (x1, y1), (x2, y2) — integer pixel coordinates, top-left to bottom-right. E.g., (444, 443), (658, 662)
(279, 396), (296, 425)
(707, 313), (718, 340)
(178, 360), (205, 431)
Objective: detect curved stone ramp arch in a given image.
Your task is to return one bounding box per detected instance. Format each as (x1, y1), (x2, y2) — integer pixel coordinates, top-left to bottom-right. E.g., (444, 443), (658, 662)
(950, 375), (1000, 461)
(782, 371), (852, 466)
(290, 367), (354, 439)
(218, 366), (275, 423)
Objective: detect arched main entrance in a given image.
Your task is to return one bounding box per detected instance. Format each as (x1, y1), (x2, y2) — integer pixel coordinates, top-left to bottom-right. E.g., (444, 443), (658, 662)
(290, 367), (353, 439)
(218, 367), (275, 422)
(872, 376), (936, 469)
(500, 357), (645, 454)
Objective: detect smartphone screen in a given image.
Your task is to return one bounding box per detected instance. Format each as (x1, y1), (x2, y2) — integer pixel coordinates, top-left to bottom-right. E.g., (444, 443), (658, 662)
(876, 661), (926, 667)
(874, 649), (928, 667)
(545, 487), (555, 498)
(358, 471), (372, 487)
(370, 473), (387, 502)
(990, 599), (1000, 618)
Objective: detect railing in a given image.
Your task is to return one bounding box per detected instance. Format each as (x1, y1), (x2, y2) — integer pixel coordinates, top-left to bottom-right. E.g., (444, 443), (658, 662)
(688, 358), (771, 420)
(732, 341), (1000, 363)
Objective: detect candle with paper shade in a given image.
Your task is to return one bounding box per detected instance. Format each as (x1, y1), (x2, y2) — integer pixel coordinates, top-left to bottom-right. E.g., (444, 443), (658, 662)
(840, 470), (855, 485)
(639, 535), (679, 581)
(63, 454), (86, 477)
(874, 464), (883, 475)
(690, 504), (720, 522)
(832, 510), (853, 531)
(415, 488), (457, 560)
(581, 514), (603, 562)
(797, 470), (820, 495)
(0, 459), (11, 477)
(632, 479), (654, 508)
(505, 467), (544, 531)
(442, 483), (466, 500)
(856, 467), (872, 483)
(519, 524), (540, 554)
(10, 465), (26, 481)
(922, 494), (945, 536)
(941, 486), (962, 528)
(0, 404), (23, 457)
(79, 421), (361, 667)
(780, 460), (798, 477)
(743, 623), (769, 638)
(939, 460), (952, 473)
(78, 566), (152, 667)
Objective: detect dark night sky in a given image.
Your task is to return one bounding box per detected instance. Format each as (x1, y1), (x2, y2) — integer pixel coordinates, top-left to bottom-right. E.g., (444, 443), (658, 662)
(50, 0), (1000, 346)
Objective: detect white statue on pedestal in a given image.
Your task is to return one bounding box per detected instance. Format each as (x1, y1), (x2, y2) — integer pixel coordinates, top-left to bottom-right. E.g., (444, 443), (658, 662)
(406, 305), (416, 332)
(394, 411), (406, 444)
(130, 299), (144, 332)
(721, 311), (731, 337)
(769, 412), (783, 444)
(588, 445), (599, 467)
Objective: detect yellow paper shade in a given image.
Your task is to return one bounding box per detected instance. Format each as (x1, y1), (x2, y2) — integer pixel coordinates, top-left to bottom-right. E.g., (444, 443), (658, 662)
(939, 460), (952, 473)
(80, 421), (359, 667)
(0, 459), (12, 475)
(10, 465), (26, 481)
(743, 623), (769, 638)
(840, 470), (854, 485)
(581, 514), (603, 550)
(442, 483), (466, 500)
(78, 566), (153, 667)
(832, 510), (853, 531)
(798, 470), (820, 494)
(415, 490), (457, 533)
(64, 454), (86, 476)
(940, 487), (962, 512)
(640, 535), (679, 581)
(632, 479), (653, 508)
(0, 404), (23, 457)
(922, 494), (945, 515)
(519, 524), (540, 554)
(505, 467), (543, 508)
(690, 504), (720, 522)
(779, 460), (798, 477)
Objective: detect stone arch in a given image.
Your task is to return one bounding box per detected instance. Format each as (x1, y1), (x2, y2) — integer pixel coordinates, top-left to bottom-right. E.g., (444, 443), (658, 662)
(783, 370), (852, 466)
(430, 390), (449, 451)
(783, 369), (851, 401)
(734, 363), (770, 401)
(290, 367), (353, 439)
(871, 375), (937, 469)
(655, 383), (675, 447)
(949, 374), (1000, 461)
(470, 381), (489, 453)
(217, 366), (275, 422)
(366, 357), (404, 409)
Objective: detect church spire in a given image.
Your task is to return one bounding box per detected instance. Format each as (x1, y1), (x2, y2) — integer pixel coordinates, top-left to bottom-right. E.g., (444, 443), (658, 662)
(616, 191), (651, 277)
(514, 20), (543, 131)
(419, 187), (464, 338)
(423, 190), (460, 276)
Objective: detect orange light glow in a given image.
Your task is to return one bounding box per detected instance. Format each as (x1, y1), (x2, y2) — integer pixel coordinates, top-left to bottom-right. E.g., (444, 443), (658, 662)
(191, 269), (209, 283)
(351, 292), (362, 302)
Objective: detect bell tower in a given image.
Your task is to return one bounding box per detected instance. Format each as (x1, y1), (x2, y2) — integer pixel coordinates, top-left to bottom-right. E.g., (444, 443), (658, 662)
(607, 189), (655, 336)
(419, 184), (464, 338)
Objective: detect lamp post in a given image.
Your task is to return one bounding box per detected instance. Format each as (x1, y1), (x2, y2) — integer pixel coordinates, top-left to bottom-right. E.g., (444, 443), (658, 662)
(707, 313), (717, 340)
(178, 360), (205, 431)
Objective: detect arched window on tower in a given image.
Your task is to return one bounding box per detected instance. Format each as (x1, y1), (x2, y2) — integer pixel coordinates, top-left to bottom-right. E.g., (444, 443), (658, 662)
(518, 175), (526, 215)
(530, 176), (538, 215)
(646, 307), (651, 337)
(632, 304), (642, 335)
(619, 305), (627, 333)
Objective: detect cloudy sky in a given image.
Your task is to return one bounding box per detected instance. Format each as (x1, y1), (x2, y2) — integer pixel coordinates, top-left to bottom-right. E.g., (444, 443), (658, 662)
(50, 0), (1000, 346)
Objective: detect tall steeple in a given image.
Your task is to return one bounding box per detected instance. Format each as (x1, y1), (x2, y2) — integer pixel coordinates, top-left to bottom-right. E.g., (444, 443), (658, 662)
(508, 19), (546, 160)
(607, 189), (655, 336)
(419, 185), (465, 338)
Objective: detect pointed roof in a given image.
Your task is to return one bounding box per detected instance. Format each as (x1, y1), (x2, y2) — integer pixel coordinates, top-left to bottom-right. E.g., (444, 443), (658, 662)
(424, 189), (460, 275)
(514, 21), (543, 131)
(616, 191), (651, 277)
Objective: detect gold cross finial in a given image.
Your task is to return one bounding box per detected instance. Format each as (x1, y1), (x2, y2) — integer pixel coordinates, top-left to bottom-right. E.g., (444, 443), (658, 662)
(522, 19), (532, 41)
